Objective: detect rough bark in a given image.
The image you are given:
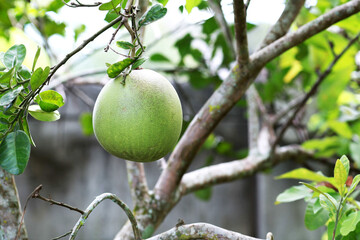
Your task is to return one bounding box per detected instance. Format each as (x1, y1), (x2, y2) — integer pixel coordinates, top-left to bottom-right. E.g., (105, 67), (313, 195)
(148, 223), (271, 240)
(0, 169), (27, 240)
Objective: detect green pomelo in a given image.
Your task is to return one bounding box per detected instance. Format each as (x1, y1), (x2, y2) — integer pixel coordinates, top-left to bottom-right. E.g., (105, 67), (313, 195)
(92, 69), (183, 162)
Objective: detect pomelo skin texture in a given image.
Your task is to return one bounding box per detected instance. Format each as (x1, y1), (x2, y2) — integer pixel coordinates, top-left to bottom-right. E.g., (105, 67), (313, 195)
(93, 69), (183, 162)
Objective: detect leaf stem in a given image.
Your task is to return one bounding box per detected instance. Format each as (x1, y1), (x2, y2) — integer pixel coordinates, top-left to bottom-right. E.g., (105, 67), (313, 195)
(333, 197), (344, 240)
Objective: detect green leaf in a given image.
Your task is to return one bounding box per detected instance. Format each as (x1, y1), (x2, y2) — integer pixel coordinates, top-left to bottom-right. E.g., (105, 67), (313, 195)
(107, 58), (134, 78)
(32, 46), (41, 72)
(99, 0), (121, 10)
(275, 185), (312, 204)
(175, 33), (193, 59)
(340, 211), (360, 236)
(74, 24), (86, 41)
(202, 17), (218, 35)
(43, 16), (66, 37)
(334, 159), (348, 196)
(138, 4), (167, 27)
(30, 66), (50, 91)
(18, 66), (31, 81)
(301, 182), (337, 209)
(3, 44), (26, 69)
(276, 168), (333, 184)
(328, 121), (352, 139)
(121, 0), (128, 9)
(0, 68), (14, 88)
(104, 10), (121, 28)
(116, 41), (135, 50)
(340, 155), (350, 176)
(194, 187), (212, 201)
(150, 53), (170, 62)
(136, 46), (146, 57)
(79, 112), (93, 136)
(28, 105), (60, 122)
(156, 0), (169, 6)
(346, 174), (360, 197)
(0, 130), (30, 175)
(319, 194), (337, 216)
(304, 203), (329, 230)
(131, 58), (146, 70)
(0, 86), (23, 107)
(185, 0), (201, 13)
(36, 90), (64, 112)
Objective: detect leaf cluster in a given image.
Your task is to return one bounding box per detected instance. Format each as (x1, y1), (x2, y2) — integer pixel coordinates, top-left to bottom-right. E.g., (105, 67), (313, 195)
(0, 45), (64, 175)
(103, 2), (168, 80)
(276, 155), (360, 239)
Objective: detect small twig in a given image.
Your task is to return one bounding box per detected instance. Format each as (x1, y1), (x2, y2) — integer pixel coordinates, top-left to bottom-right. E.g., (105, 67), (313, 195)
(208, 0), (235, 55)
(109, 46), (133, 58)
(69, 193), (141, 240)
(62, 0), (102, 8)
(245, 0), (251, 10)
(15, 185), (43, 240)
(272, 96), (303, 123)
(33, 188), (85, 215)
(52, 231), (72, 240)
(328, 39), (337, 57)
(104, 21), (125, 52)
(132, 14), (145, 53)
(271, 31), (360, 151)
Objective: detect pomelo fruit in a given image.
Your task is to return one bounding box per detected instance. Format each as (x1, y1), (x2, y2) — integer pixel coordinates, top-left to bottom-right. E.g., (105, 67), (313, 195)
(92, 69), (183, 162)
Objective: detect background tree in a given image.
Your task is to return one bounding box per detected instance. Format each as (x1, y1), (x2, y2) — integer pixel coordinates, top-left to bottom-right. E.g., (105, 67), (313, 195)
(0, 0), (360, 239)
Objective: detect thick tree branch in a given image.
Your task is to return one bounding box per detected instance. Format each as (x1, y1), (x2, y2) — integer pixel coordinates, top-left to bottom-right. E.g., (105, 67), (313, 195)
(251, 0), (360, 69)
(180, 145), (312, 195)
(126, 161), (149, 207)
(233, 0), (249, 66)
(148, 223), (272, 240)
(154, 0), (360, 203)
(246, 86), (260, 153)
(260, 0), (305, 48)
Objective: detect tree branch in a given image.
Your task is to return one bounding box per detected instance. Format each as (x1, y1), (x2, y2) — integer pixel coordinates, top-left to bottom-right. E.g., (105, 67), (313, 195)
(69, 193), (141, 240)
(246, 0), (304, 154)
(233, 0), (249, 66)
(260, 0), (305, 48)
(126, 161), (149, 207)
(208, 0), (235, 55)
(180, 145), (312, 195)
(147, 223), (273, 240)
(246, 85), (260, 154)
(272, 31), (360, 149)
(154, 0), (360, 203)
(251, 0), (360, 70)
(32, 185), (85, 215)
(46, 14), (124, 83)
